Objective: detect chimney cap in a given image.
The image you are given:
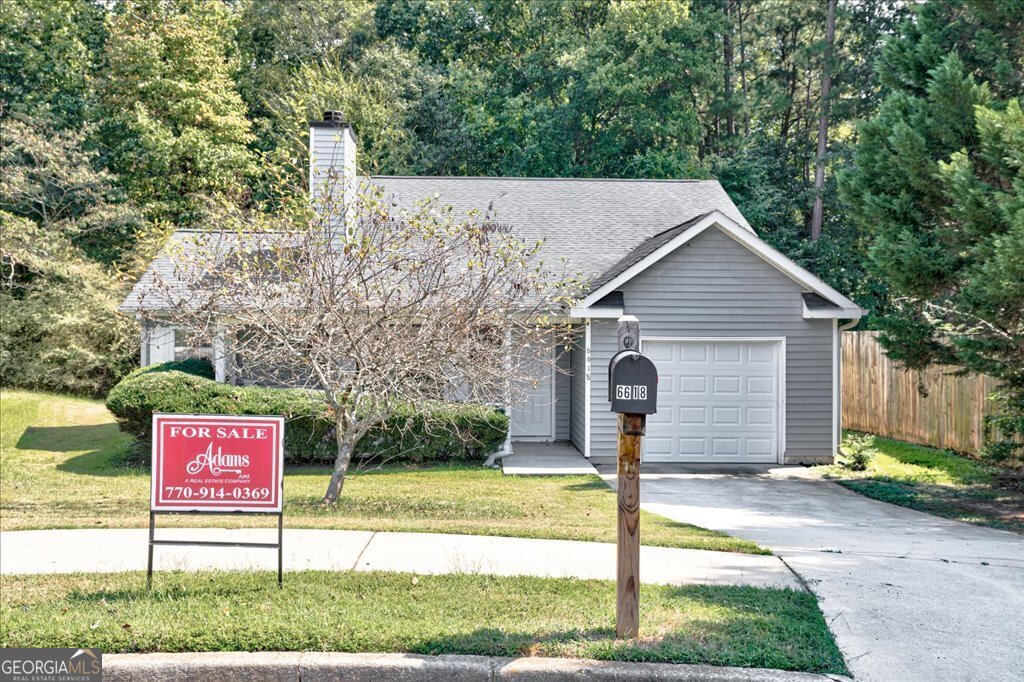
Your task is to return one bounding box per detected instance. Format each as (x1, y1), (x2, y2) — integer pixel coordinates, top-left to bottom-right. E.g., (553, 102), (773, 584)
(310, 110), (351, 130)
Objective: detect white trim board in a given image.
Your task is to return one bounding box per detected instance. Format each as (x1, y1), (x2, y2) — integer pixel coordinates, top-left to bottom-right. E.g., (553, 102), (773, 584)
(584, 320), (592, 458)
(803, 300), (864, 319)
(576, 210), (866, 317)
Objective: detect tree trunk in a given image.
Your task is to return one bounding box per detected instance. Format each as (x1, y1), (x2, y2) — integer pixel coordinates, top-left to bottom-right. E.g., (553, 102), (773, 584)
(811, 0), (837, 241)
(322, 422), (356, 505)
(723, 0), (735, 140)
(738, 0), (749, 137)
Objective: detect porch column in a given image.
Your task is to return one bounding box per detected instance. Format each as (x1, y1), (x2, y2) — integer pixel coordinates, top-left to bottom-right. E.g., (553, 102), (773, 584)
(213, 325), (228, 383)
(486, 331), (514, 465)
(500, 328), (514, 456)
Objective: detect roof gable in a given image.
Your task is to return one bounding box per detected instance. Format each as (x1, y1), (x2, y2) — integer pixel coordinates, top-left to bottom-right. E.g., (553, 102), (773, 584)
(574, 211), (865, 318)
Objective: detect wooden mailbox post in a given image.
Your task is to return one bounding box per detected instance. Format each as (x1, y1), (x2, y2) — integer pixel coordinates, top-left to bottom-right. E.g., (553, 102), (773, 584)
(608, 315), (658, 638)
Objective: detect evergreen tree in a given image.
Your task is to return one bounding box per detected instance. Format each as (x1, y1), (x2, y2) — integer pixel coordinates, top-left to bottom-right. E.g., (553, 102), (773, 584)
(840, 1), (1024, 460)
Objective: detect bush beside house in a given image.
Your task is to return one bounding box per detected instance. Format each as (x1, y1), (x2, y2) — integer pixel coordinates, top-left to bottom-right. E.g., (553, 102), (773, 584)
(105, 361), (508, 464)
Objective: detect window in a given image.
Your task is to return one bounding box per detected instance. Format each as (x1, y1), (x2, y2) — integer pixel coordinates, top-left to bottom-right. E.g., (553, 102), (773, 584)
(173, 329), (213, 362)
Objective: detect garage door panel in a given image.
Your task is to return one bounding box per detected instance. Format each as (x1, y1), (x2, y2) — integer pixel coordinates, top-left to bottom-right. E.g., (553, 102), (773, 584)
(680, 407), (707, 425)
(712, 407), (739, 425)
(680, 344), (707, 362)
(644, 340), (780, 463)
(747, 345), (775, 363)
(712, 438), (739, 455)
(679, 376), (707, 394)
(715, 346), (741, 363)
(747, 438), (775, 457)
(647, 343), (675, 362)
(712, 376), (741, 394)
(678, 438), (707, 455)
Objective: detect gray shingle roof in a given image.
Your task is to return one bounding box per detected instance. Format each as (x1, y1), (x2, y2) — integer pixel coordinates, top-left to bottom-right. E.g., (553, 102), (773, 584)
(585, 211), (714, 293)
(371, 176), (750, 287)
(122, 176), (751, 311)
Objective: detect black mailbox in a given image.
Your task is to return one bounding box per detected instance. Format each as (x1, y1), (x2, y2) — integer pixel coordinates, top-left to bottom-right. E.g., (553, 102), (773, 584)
(608, 350), (658, 414)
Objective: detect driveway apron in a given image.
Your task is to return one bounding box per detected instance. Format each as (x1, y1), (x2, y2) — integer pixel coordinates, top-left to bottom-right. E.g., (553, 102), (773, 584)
(606, 471), (1024, 682)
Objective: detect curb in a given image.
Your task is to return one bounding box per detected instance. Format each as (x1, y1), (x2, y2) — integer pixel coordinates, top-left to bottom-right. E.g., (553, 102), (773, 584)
(103, 651), (852, 681)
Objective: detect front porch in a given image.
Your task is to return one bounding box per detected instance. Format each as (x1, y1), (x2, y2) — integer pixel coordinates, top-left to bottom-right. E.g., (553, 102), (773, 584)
(499, 442), (597, 476)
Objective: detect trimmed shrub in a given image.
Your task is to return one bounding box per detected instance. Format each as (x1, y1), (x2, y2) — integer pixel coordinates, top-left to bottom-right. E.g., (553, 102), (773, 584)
(105, 362), (508, 465)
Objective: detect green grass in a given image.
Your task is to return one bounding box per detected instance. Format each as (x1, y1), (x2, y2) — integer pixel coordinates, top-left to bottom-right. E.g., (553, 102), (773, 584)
(0, 570), (846, 674)
(820, 432), (1024, 533)
(0, 390), (764, 553)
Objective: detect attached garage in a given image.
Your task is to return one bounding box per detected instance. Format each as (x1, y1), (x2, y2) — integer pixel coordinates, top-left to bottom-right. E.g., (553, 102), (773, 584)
(572, 211), (865, 466)
(642, 339), (783, 463)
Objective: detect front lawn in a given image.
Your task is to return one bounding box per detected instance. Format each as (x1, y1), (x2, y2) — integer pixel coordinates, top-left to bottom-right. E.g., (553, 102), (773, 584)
(820, 432), (1024, 533)
(0, 570), (846, 674)
(0, 390), (764, 553)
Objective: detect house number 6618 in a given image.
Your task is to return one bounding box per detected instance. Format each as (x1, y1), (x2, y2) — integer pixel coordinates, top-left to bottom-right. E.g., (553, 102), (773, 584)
(615, 385), (647, 400)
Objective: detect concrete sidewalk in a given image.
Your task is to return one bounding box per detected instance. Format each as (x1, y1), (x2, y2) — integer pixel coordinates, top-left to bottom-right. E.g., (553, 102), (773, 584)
(0, 528), (800, 589)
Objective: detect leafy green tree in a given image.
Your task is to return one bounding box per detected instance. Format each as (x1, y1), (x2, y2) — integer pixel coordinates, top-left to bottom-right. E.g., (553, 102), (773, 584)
(100, 0), (255, 225)
(840, 1), (1024, 461)
(0, 214), (138, 397)
(0, 116), (141, 395)
(377, 0), (717, 178)
(1, 116), (143, 264)
(0, 0), (106, 124)
(235, 0), (374, 135)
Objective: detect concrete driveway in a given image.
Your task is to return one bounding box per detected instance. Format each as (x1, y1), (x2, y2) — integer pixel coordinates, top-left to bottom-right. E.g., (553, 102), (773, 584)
(601, 469), (1024, 682)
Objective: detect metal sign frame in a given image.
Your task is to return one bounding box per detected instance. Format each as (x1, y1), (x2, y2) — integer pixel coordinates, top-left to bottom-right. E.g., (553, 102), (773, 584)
(147, 509), (283, 589)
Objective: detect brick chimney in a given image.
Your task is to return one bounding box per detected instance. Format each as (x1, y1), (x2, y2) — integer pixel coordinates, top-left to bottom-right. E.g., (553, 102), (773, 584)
(309, 110), (357, 212)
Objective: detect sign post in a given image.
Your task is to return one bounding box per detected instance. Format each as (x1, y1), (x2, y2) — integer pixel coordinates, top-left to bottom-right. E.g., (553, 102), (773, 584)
(148, 413), (285, 589)
(608, 315), (658, 638)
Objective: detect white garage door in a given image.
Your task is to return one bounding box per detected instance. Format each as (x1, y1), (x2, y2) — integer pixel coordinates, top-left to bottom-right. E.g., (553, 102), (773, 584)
(643, 340), (781, 463)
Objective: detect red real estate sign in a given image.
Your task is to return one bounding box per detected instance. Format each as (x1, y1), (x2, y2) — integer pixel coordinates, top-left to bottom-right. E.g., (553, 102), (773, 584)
(151, 414), (284, 512)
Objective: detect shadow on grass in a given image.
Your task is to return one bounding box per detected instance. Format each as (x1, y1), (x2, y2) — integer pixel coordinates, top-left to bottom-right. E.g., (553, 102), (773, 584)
(56, 448), (146, 477)
(17, 424), (125, 453)
(560, 479), (610, 492)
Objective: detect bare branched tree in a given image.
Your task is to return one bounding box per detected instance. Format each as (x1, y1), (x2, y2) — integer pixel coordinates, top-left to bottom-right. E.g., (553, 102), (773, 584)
(137, 173), (579, 504)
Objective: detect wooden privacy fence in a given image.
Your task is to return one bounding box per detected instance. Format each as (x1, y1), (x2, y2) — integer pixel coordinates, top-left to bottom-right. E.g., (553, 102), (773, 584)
(842, 331), (1001, 455)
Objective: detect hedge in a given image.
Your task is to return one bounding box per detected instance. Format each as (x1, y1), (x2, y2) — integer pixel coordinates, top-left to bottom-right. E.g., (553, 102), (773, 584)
(105, 361), (508, 465)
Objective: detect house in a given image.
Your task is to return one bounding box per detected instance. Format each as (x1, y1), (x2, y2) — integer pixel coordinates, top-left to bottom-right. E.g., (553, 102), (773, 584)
(123, 111), (865, 466)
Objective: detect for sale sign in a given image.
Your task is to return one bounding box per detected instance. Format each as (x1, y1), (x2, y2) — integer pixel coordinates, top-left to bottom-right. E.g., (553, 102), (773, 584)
(151, 414), (284, 512)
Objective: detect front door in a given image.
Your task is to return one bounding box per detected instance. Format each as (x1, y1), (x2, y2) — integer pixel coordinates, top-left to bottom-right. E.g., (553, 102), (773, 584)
(510, 342), (554, 440)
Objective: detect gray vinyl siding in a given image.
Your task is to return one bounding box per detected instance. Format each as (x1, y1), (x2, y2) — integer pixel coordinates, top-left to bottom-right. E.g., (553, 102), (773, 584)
(597, 225), (834, 461)
(589, 319), (621, 459)
(555, 343), (571, 441)
(569, 335), (586, 452)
